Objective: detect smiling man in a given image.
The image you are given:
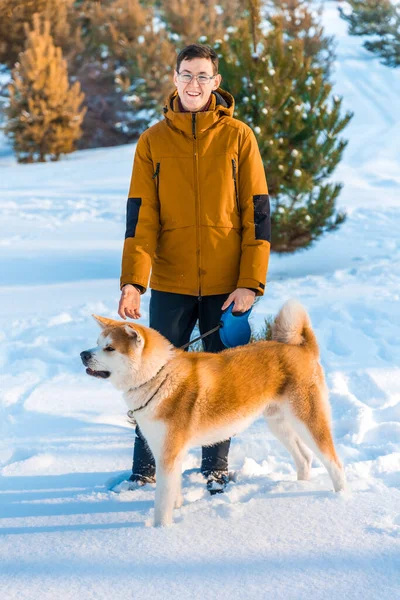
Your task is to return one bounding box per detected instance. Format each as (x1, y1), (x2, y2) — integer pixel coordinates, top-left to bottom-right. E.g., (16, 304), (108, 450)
(118, 44), (271, 494)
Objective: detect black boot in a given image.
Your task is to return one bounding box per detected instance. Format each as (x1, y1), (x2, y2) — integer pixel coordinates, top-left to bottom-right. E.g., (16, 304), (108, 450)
(201, 439), (231, 494)
(128, 473), (156, 487)
(205, 471), (230, 495)
(131, 425), (156, 484)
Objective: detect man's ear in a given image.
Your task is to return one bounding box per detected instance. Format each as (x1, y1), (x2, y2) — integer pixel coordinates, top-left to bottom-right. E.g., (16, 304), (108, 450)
(214, 73), (222, 90)
(92, 315), (117, 329)
(123, 324), (143, 343)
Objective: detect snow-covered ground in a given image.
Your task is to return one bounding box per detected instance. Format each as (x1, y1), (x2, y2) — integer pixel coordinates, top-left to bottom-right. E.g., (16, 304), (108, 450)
(0, 3), (399, 599)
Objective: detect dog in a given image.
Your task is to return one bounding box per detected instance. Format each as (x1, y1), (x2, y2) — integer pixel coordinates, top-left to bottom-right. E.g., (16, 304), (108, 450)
(80, 299), (346, 526)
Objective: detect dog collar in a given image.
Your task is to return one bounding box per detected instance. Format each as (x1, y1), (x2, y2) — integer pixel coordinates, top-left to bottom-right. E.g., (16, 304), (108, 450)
(128, 376), (168, 414)
(127, 364), (168, 413)
(129, 363), (167, 392)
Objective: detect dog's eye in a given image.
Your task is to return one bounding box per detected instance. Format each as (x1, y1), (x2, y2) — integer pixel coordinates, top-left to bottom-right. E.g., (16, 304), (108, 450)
(104, 346), (115, 352)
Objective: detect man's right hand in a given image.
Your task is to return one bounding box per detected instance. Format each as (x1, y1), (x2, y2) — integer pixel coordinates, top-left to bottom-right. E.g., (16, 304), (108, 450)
(118, 285), (141, 320)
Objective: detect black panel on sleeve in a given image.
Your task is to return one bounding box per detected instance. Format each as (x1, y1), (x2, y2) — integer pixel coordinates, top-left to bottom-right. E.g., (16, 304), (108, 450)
(253, 194), (271, 242)
(125, 197), (142, 239)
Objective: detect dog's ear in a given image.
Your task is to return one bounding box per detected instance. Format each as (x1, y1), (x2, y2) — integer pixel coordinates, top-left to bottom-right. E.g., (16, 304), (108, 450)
(92, 315), (116, 329)
(123, 324), (143, 343)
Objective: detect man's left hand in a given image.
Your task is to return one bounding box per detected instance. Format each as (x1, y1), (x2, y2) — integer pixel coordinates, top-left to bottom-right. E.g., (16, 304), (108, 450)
(221, 288), (256, 313)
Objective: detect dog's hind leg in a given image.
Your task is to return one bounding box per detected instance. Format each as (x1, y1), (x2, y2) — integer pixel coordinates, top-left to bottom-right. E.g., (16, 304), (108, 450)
(283, 393), (346, 493)
(264, 405), (313, 481)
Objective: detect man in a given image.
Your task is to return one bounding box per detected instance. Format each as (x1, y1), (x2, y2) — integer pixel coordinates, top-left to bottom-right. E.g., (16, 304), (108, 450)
(118, 44), (270, 494)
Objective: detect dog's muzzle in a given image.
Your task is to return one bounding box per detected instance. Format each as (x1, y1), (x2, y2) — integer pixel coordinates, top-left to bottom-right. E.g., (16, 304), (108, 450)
(80, 350), (111, 379)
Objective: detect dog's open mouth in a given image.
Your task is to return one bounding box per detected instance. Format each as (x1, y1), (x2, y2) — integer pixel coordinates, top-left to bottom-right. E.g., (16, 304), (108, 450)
(86, 368), (111, 379)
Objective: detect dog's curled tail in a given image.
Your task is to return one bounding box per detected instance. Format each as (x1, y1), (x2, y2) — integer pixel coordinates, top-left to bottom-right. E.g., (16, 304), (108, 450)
(272, 299), (319, 357)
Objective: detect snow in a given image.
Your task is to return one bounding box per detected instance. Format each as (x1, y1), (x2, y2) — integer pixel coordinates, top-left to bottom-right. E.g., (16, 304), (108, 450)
(0, 3), (400, 599)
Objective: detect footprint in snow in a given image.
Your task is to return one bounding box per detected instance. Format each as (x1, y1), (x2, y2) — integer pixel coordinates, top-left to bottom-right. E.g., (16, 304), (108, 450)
(327, 328), (352, 357)
(367, 513), (400, 538)
(346, 372), (387, 409)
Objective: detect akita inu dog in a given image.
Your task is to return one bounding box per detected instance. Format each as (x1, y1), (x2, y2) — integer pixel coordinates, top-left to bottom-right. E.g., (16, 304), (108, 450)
(80, 300), (346, 526)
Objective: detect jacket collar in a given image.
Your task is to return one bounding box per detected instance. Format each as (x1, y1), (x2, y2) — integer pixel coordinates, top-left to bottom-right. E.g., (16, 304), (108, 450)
(163, 88), (235, 137)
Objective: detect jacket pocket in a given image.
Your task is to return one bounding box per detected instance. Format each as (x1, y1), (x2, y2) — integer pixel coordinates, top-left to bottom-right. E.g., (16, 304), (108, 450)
(152, 162), (160, 195)
(232, 158), (240, 214)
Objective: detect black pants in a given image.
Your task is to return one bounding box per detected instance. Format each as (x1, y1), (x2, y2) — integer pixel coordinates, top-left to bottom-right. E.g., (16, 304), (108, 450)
(132, 289), (231, 478)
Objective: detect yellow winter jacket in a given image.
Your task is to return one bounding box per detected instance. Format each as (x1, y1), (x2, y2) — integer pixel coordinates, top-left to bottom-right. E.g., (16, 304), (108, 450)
(120, 88), (270, 296)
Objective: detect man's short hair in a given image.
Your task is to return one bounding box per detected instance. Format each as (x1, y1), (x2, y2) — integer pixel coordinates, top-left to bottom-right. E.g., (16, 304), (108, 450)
(176, 44), (219, 75)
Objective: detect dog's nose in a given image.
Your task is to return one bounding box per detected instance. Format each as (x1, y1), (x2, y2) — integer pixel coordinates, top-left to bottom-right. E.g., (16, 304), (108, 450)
(80, 350), (91, 365)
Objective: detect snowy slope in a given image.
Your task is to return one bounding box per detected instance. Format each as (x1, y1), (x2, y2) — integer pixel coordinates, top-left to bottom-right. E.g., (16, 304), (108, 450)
(0, 3), (399, 599)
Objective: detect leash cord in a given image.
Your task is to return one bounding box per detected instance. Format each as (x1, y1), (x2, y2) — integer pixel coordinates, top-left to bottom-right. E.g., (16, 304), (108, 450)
(180, 324), (221, 350)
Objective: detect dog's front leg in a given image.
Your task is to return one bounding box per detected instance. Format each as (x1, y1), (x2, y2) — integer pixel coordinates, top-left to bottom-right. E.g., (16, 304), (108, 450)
(154, 461), (181, 527)
(174, 472), (183, 509)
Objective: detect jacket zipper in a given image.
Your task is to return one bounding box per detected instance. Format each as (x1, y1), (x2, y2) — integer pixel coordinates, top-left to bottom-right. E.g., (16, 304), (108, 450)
(232, 158), (240, 213)
(192, 113), (201, 296)
(192, 113), (197, 139)
(152, 162), (160, 194)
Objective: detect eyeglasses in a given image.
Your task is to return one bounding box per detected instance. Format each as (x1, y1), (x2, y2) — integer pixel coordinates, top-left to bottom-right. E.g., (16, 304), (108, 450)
(177, 72), (216, 85)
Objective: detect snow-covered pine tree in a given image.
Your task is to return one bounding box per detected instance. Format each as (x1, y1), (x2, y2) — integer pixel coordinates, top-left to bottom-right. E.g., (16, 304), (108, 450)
(6, 14), (86, 162)
(339, 0), (400, 67)
(268, 0), (336, 76)
(218, 1), (352, 252)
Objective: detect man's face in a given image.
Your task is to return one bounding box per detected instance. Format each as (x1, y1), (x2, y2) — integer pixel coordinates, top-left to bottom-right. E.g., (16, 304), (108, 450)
(173, 57), (222, 112)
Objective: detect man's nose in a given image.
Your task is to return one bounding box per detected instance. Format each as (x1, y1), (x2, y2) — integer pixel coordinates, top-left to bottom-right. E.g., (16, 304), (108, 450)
(80, 350), (92, 365)
(188, 77), (201, 88)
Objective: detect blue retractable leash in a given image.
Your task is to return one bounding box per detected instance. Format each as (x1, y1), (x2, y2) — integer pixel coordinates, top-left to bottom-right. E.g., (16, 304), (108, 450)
(180, 302), (252, 350)
(219, 303), (252, 348)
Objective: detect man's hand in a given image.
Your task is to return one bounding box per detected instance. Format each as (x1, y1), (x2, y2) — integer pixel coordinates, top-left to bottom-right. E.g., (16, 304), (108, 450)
(221, 288), (256, 314)
(118, 285), (142, 320)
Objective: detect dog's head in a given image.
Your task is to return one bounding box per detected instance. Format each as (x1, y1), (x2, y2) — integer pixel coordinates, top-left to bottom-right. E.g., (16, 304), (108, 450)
(80, 315), (172, 391)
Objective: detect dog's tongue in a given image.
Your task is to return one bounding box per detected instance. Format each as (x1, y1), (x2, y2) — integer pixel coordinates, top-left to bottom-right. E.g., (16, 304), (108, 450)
(86, 368), (110, 379)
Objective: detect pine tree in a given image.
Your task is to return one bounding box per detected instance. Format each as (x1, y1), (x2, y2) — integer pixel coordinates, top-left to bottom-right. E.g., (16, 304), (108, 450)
(339, 0), (400, 67)
(124, 31), (177, 130)
(75, 0), (176, 139)
(6, 15), (86, 162)
(218, 1), (352, 252)
(268, 0), (336, 77)
(0, 0), (81, 68)
(159, 0), (234, 45)
(339, 0), (395, 36)
(79, 0), (148, 65)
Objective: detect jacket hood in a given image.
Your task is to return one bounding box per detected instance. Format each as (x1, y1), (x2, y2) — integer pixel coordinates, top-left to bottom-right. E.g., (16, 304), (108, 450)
(163, 87), (235, 137)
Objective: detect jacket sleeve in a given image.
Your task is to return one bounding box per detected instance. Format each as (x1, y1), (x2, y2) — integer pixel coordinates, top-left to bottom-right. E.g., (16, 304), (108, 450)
(120, 132), (160, 292)
(237, 129), (271, 296)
